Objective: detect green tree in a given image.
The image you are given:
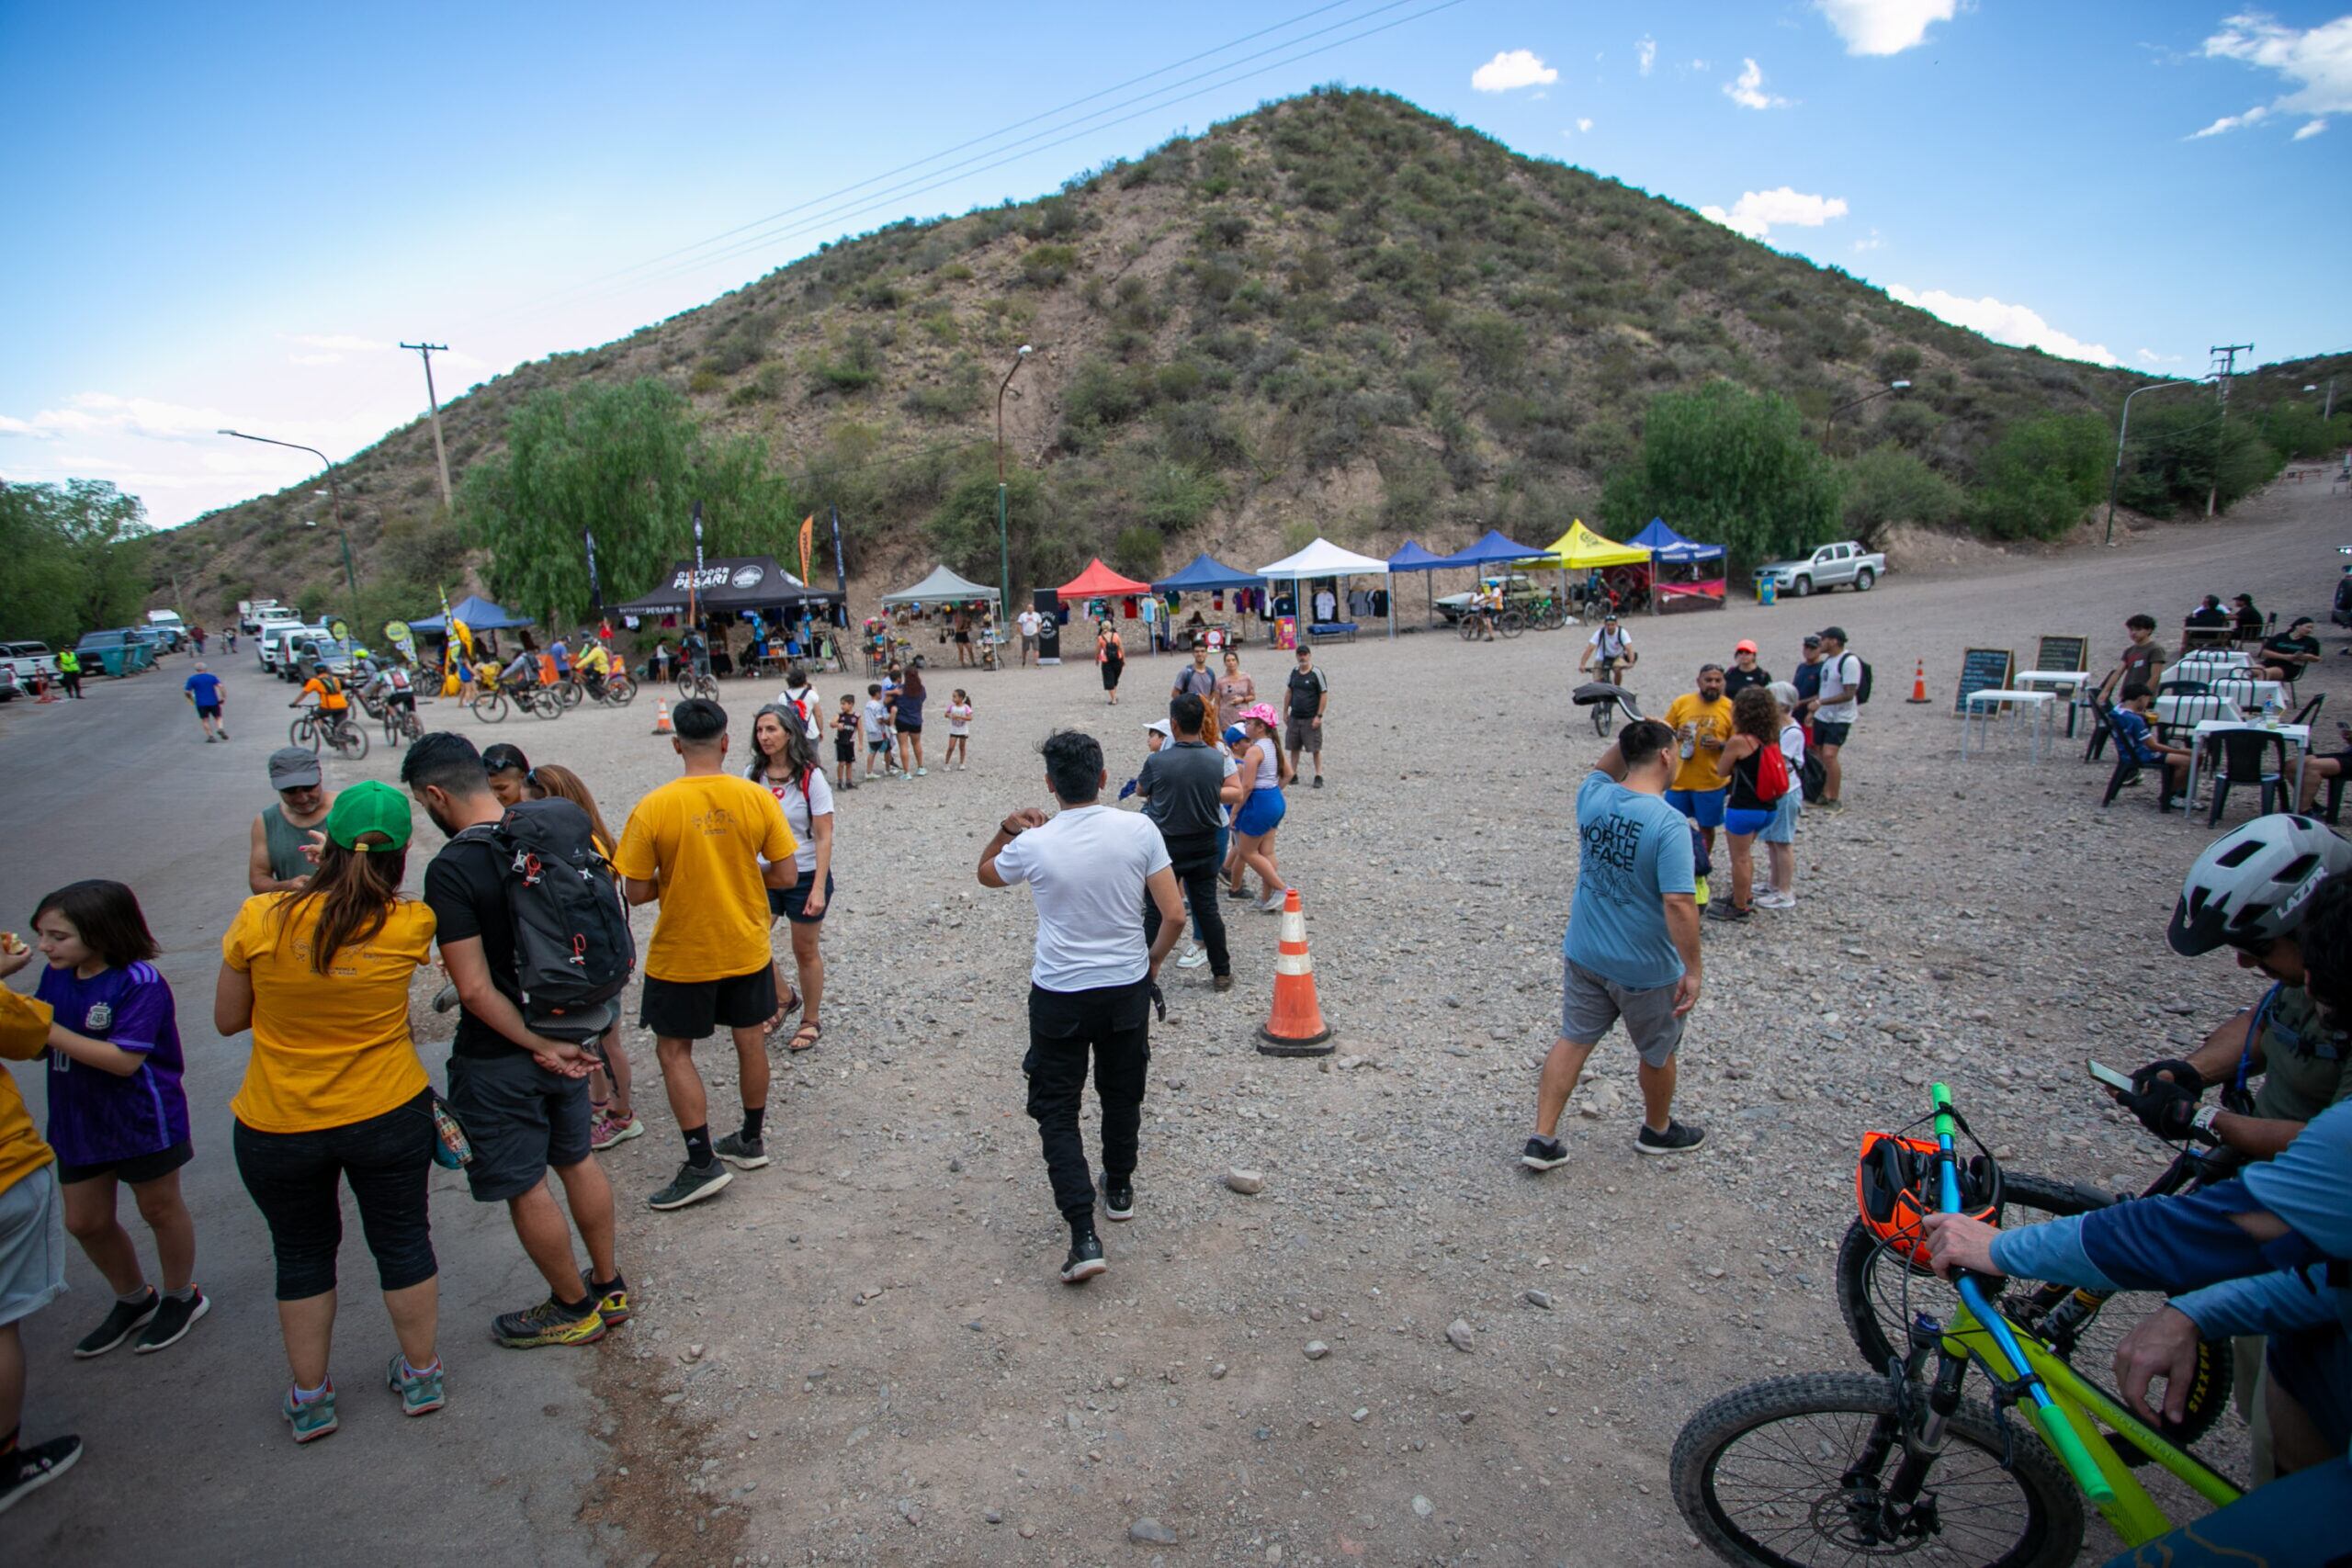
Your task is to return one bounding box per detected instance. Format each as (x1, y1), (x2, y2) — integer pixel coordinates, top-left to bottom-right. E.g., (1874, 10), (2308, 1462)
(459, 378), (797, 626)
(1600, 381), (1843, 567)
(0, 479), (152, 646)
(1967, 412), (2109, 540)
(2112, 401), (2284, 517)
(1839, 445), (1961, 549)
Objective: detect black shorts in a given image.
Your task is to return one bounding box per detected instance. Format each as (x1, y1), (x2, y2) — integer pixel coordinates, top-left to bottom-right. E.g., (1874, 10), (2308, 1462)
(766, 868), (834, 924)
(834, 739), (856, 761)
(897, 719), (922, 735)
(57, 1139), (195, 1187)
(195, 705), (221, 719)
(1814, 719), (1853, 748)
(445, 1051), (593, 1201)
(640, 966), (778, 1040)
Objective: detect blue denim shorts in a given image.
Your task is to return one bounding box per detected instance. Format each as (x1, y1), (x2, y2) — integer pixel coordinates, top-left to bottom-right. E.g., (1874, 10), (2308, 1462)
(0, 1164), (66, 1329)
(1759, 790), (1802, 845)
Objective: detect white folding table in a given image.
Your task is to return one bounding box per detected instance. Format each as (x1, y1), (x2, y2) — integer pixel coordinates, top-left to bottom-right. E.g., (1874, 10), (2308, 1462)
(2182, 720), (2311, 812)
(1961, 688), (2054, 761)
(2017, 671), (2093, 737)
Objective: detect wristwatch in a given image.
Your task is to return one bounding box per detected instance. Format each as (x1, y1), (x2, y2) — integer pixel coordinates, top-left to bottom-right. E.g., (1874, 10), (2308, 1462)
(2190, 1103), (2224, 1141)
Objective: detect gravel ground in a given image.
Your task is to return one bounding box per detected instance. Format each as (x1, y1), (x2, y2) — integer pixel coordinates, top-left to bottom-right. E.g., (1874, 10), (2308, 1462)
(320, 475), (2346, 1567)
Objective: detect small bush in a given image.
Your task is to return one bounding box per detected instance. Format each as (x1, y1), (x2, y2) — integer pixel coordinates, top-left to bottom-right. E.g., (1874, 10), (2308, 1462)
(1138, 461), (1224, 531)
(1020, 243), (1080, 288)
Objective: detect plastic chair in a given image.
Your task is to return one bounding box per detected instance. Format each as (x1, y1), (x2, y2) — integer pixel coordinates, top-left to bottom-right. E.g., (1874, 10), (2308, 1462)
(2158, 679), (2211, 696)
(2099, 747), (2145, 807)
(2205, 730), (2289, 825)
(2083, 700), (2116, 762)
(2156, 694), (2226, 744)
(2293, 693), (2325, 728)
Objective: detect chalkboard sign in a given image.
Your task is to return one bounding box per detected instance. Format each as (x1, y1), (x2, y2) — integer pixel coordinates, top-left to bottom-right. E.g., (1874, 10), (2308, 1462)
(2034, 633), (2089, 673)
(1954, 648), (2015, 716)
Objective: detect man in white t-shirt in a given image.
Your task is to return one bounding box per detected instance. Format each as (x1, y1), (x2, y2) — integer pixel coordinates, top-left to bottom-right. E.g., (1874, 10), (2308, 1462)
(1578, 615), (1638, 692)
(978, 729), (1184, 1284)
(1813, 626), (1860, 811)
(1016, 607), (1044, 666)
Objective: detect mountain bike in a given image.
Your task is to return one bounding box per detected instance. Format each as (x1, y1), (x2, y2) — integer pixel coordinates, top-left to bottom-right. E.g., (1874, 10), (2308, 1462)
(1525, 594), (1567, 631)
(289, 706), (368, 761)
(1836, 1100), (2236, 1459)
(550, 676), (586, 710)
(1459, 606), (1526, 640)
(585, 671), (638, 706)
(1578, 659), (1639, 737)
(381, 701), (424, 748)
(675, 666), (719, 702)
(1672, 1084), (2243, 1568)
(520, 682), (565, 720)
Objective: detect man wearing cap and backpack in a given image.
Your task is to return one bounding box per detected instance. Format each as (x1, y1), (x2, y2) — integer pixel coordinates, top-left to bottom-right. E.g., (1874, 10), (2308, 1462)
(1812, 626), (1868, 811)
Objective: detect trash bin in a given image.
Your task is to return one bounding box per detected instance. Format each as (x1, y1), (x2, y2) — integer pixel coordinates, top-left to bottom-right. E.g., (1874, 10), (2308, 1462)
(1758, 578), (1778, 607)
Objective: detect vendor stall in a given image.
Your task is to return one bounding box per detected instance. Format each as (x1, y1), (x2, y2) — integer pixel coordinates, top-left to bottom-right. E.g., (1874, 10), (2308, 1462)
(1255, 537), (1393, 643)
(1513, 520), (1652, 615)
(1151, 553), (1265, 651)
(1384, 540), (1453, 627)
(1628, 518), (1727, 614)
(614, 556), (846, 675)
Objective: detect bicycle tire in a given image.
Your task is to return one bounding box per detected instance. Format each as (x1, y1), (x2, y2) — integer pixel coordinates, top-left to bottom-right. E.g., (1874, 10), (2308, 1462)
(1498, 611), (1526, 639)
(1537, 604), (1566, 631)
(288, 716), (320, 750)
(331, 724), (368, 761)
(528, 690), (562, 720)
(473, 693), (509, 725)
(1835, 1171), (2233, 1460)
(1591, 700), (1612, 739)
(605, 674), (638, 706)
(1672, 1371), (2083, 1568)
(1458, 618), (1478, 641)
(558, 679), (584, 709)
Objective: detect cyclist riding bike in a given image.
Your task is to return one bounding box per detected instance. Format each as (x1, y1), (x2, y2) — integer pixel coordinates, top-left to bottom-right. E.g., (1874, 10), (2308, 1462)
(1463, 584), (1498, 642)
(290, 661), (356, 739)
(498, 648), (538, 694)
(365, 660), (417, 721)
(574, 638), (612, 698)
(1577, 614), (1636, 692)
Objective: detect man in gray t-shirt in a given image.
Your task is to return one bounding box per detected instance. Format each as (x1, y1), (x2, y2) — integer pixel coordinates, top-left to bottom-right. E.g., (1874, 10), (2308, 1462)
(1136, 695), (1247, 989)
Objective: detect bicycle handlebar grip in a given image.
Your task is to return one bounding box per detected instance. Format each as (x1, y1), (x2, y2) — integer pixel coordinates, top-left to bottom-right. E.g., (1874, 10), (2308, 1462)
(2030, 1402), (2117, 1506)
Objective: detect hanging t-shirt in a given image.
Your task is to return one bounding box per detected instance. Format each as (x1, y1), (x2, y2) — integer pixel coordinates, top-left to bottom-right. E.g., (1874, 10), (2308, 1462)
(34, 961), (189, 1164)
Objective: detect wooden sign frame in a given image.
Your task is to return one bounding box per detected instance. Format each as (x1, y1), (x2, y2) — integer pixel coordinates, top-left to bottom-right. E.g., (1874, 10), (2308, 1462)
(1953, 647), (2015, 716)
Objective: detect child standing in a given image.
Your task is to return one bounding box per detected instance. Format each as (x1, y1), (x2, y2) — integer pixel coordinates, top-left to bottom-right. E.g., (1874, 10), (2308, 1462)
(944, 690), (974, 770)
(862, 683), (897, 782)
(833, 694), (861, 791)
(28, 881), (206, 1357)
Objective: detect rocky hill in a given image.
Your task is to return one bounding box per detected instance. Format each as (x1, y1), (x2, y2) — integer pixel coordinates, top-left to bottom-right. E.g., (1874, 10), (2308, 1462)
(153, 86), (2199, 624)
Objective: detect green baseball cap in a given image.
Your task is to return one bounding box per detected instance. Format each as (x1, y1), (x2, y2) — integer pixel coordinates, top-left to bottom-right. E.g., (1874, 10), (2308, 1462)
(324, 779), (413, 852)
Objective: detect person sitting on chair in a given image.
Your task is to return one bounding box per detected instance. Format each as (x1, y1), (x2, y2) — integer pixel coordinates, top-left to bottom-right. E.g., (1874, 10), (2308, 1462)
(2109, 682), (2194, 808)
(2260, 616), (2323, 685)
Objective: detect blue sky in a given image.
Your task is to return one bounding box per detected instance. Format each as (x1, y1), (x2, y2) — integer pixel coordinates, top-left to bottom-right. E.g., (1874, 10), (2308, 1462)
(4, 0), (2346, 527)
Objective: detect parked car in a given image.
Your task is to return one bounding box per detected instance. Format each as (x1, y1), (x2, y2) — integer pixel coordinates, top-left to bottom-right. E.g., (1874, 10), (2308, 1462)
(1434, 573), (1542, 625)
(1752, 541), (1886, 598)
(240, 600), (292, 635)
(0, 641), (58, 682)
(0, 664), (20, 702)
(270, 626), (334, 680)
(255, 619), (310, 672)
(291, 636), (360, 678)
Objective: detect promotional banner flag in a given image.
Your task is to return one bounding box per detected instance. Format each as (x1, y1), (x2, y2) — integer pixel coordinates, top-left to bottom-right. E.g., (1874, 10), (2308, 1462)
(830, 506), (847, 595)
(584, 529), (603, 613)
(797, 513), (815, 589)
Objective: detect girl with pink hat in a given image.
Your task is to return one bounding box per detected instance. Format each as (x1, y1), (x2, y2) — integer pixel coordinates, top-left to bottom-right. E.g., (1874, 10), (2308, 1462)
(1225, 705), (1292, 913)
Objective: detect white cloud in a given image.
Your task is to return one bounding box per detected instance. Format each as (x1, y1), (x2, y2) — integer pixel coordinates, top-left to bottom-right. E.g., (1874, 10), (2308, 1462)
(2196, 11), (2352, 139)
(1690, 58), (1710, 72)
(2294, 117), (2329, 139)
(1887, 284), (2118, 366)
(2191, 104), (2270, 137)
(1700, 186), (1849, 240)
(1637, 35), (1657, 75)
(1853, 228), (1885, 252)
(1724, 58), (1791, 109)
(1814, 0), (1958, 57)
(2137, 348), (2186, 365)
(1472, 49), (1558, 93)
(1577, 117), (1594, 132)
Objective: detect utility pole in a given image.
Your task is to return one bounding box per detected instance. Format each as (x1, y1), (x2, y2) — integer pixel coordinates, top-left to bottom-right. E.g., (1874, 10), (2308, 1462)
(401, 341), (456, 510)
(2206, 342), (2253, 518)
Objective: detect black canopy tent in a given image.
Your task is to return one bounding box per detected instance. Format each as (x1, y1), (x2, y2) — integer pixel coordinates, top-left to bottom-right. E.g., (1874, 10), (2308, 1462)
(614, 556), (843, 620)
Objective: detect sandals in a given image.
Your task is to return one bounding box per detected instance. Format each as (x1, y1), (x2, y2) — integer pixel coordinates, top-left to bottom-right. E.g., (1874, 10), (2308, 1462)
(763, 981), (803, 1037)
(786, 1021), (822, 1053)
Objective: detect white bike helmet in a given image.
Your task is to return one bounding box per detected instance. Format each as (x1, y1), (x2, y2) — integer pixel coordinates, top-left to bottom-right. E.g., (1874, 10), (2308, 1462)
(2167, 814), (2352, 955)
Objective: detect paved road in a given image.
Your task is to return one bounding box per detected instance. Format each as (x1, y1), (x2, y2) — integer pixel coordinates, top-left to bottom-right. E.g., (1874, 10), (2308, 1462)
(0, 659), (613, 1566)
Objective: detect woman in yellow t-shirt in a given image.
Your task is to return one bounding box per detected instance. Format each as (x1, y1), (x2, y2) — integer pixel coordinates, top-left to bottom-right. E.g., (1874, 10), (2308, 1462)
(215, 779), (443, 1442)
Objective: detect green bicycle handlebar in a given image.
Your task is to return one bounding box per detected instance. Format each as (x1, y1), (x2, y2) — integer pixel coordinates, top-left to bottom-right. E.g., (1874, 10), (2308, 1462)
(1928, 1082), (2116, 1506)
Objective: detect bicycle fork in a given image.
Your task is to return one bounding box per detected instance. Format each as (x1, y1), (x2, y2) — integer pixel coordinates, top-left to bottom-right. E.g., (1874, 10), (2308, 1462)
(1840, 1331), (1969, 1546)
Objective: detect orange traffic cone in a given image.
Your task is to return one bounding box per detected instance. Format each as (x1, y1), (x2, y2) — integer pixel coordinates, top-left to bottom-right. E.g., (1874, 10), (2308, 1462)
(1257, 888), (1333, 1056)
(1905, 659), (1929, 704)
(650, 697), (673, 736)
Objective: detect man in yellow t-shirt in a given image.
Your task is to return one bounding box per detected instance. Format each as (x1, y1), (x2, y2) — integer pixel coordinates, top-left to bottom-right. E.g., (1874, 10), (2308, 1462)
(616, 698), (797, 1213)
(0, 943), (83, 1502)
(1662, 663), (1734, 858)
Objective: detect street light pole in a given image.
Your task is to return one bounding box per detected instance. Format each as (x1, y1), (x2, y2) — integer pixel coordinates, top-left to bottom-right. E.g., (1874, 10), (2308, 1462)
(1822, 380), (1910, 457)
(995, 344), (1033, 627)
(306, 519), (363, 632)
(2104, 378), (2208, 545)
(219, 428), (344, 535)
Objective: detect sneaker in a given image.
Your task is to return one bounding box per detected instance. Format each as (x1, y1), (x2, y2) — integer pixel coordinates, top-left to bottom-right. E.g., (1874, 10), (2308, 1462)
(1754, 889), (1795, 909)
(1176, 943), (1208, 970)
(282, 1383), (339, 1444)
(1703, 901), (1750, 923)
(218, 730), (228, 740)
(1060, 1233), (1107, 1284)
(648, 1159), (732, 1210)
(133, 1288), (209, 1354)
(73, 1291), (158, 1358)
(1225, 885), (1252, 900)
(386, 1354), (447, 1416)
(915, 767), (928, 776)
(1260, 893), (1286, 913)
(1213, 974), (1234, 993)
(580, 1270), (632, 1325)
(0, 1434), (82, 1514)
(1634, 1121), (1707, 1156)
(1312, 775), (1323, 789)
(1102, 1178), (1136, 1222)
(713, 1131), (769, 1169)
(204, 733), (216, 743)
(492, 1294), (607, 1348)
(1521, 1135), (1569, 1171)
(591, 1111), (644, 1150)
(1815, 798), (1844, 813)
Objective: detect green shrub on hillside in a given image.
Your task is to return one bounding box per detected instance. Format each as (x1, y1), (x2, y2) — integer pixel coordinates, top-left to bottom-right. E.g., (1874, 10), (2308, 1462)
(1967, 412), (2109, 539)
(1840, 446), (1962, 549)
(2115, 401), (2287, 517)
(1020, 243), (1080, 288)
(1600, 381), (1842, 566)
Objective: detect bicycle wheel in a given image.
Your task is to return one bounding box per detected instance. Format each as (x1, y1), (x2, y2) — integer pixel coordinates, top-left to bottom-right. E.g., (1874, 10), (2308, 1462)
(1538, 603), (1566, 631)
(288, 716), (320, 750)
(1835, 1172), (2233, 1459)
(1673, 1371), (2083, 1568)
(1458, 618), (1478, 641)
(1592, 699), (1613, 739)
(558, 679), (584, 709)
(330, 723), (368, 761)
(473, 693), (509, 724)
(605, 673), (638, 706)
(528, 690), (562, 720)
(1498, 611), (1526, 639)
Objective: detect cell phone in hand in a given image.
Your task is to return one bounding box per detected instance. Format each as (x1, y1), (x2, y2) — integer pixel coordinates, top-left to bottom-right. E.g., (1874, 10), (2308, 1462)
(2086, 1059), (2136, 1093)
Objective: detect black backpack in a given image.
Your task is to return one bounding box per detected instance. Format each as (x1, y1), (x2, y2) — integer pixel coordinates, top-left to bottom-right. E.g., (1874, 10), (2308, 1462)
(458, 799), (636, 1042)
(1799, 750), (1830, 803)
(1853, 656), (1874, 705)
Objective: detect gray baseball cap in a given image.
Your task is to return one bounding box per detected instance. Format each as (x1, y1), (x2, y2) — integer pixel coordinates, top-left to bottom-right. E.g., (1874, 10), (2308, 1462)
(268, 747), (322, 790)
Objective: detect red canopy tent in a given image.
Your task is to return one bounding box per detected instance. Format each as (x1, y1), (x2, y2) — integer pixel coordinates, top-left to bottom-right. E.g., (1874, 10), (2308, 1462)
(1055, 558), (1152, 599)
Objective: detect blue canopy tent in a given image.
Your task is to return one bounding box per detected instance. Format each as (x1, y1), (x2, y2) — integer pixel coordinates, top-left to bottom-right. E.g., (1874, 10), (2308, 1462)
(1410, 530), (1550, 626)
(1627, 518), (1727, 613)
(410, 594), (536, 633)
(1148, 553), (1264, 651)
(1385, 540), (1455, 629)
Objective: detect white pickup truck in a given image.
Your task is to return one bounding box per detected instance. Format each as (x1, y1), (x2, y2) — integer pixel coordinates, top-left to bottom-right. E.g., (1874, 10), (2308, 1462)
(1753, 541), (1885, 598)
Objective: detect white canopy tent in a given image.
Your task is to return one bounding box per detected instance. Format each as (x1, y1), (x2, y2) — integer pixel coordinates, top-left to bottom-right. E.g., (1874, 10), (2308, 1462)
(1255, 537), (1396, 639)
(880, 564), (1001, 611)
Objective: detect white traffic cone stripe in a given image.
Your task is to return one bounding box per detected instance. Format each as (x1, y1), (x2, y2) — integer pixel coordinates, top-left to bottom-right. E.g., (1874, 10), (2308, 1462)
(1279, 905), (1306, 943)
(1274, 949), (1313, 976)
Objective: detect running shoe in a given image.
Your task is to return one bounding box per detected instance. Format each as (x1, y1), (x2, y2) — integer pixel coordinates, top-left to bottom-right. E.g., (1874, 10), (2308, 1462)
(1521, 1135), (1569, 1172)
(1102, 1178), (1136, 1222)
(1176, 943), (1208, 970)
(712, 1132), (769, 1169)
(591, 1111), (644, 1150)
(282, 1383), (339, 1444)
(1754, 889), (1795, 909)
(492, 1295), (606, 1348)
(1259, 893), (1286, 914)
(1213, 974), (1234, 992)
(73, 1291), (158, 1359)
(648, 1159), (732, 1210)
(1312, 775), (1323, 789)
(133, 1288), (209, 1354)
(1703, 901), (1751, 923)
(0, 1434), (81, 1514)
(580, 1269), (632, 1325)
(1060, 1233), (1107, 1284)
(1634, 1121), (1707, 1156)
(1225, 885), (1252, 900)
(915, 767), (927, 776)
(386, 1354), (447, 1416)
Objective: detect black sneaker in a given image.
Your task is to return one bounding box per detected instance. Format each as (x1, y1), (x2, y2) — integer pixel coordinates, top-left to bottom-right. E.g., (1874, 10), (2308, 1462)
(1060, 1233), (1107, 1284)
(1103, 1178), (1136, 1222)
(1225, 885), (1253, 900)
(580, 1269), (631, 1325)
(713, 1132), (769, 1169)
(74, 1291), (158, 1359)
(1703, 901), (1750, 923)
(1312, 775), (1324, 789)
(648, 1160), (732, 1210)
(1521, 1135), (1568, 1171)
(1634, 1121), (1707, 1156)
(0, 1434), (82, 1516)
(133, 1288), (209, 1354)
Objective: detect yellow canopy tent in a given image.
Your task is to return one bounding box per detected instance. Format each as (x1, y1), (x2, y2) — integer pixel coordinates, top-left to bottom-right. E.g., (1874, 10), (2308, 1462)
(1515, 520), (1650, 570)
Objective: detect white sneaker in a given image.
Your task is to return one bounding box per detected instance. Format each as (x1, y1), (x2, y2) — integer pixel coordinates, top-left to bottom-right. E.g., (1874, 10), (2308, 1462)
(1176, 943), (1208, 969)
(1756, 889), (1795, 909)
(916, 767), (927, 776)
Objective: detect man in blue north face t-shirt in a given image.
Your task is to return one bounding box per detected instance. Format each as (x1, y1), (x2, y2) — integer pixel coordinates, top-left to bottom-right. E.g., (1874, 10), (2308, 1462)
(182, 661), (228, 743)
(1523, 716), (1703, 1172)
